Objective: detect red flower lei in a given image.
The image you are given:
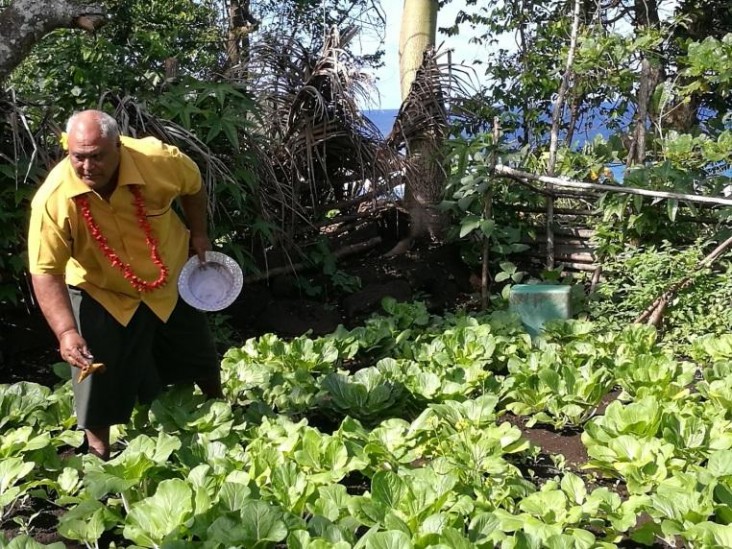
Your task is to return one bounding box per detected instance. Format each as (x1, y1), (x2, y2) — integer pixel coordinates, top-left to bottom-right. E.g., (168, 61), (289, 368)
(76, 186), (169, 292)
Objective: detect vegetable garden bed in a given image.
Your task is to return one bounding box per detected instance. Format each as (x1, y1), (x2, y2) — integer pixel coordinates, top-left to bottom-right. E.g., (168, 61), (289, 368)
(2, 299), (732, 548)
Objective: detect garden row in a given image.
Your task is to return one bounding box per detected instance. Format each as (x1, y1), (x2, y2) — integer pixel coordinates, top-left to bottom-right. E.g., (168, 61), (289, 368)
(1, 298), (732, 547)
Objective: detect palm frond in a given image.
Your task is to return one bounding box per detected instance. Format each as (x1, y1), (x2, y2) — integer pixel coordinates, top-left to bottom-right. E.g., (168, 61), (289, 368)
(245, 25), (404, 220)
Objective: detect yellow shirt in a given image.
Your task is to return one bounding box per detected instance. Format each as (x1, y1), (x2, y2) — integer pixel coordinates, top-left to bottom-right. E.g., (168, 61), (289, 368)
(28, 136), (201, 326)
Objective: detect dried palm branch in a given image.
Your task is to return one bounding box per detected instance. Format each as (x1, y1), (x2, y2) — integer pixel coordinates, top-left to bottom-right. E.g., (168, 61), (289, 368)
(1, 90), (61, 182)
(1, 91), (70, 307)
(388, 49), (448, 152)
(245, 26), (405, 227)
(388, 46), (476, 156)
(384, 46), (478, 248)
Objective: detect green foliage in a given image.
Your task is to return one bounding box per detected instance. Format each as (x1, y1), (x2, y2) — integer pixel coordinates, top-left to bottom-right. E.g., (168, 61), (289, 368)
(9, 0), (223, 107)
(683, 34), (732, 92)
(0, 180), (35, 307)
(154, 79), (257, 152)
(5, 298), (732, 545)
(587, 240), (732, 351)
(296, 239), (363, 297)
(150, 77), (267, 270)
(442, 131), (533, 295)
(440, 4), (732, 318)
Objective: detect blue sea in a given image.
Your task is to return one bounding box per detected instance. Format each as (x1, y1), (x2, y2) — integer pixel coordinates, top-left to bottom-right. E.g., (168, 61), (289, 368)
(364, 106), (629, 181)
(364, 107), (618, 142)
(364, 107), (730, 182)
(365, 109), (399, 136)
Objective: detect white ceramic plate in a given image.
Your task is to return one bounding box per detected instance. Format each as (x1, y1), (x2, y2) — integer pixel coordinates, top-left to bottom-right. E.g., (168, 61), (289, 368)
(178, 251), (243, 311)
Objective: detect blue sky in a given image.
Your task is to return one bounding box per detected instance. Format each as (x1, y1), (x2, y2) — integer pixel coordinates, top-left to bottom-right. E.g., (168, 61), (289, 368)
(361, 0), (679, 110)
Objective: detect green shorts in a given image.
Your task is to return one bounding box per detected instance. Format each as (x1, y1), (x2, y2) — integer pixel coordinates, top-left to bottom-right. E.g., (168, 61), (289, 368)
(69, 287), (219, 428)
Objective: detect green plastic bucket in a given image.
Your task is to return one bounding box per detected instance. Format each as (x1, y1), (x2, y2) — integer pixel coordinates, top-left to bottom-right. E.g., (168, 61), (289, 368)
(508, 284), (572, 337)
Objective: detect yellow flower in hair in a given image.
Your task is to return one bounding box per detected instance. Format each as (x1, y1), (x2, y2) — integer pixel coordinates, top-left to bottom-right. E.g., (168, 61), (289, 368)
(60, 132), (68, 151)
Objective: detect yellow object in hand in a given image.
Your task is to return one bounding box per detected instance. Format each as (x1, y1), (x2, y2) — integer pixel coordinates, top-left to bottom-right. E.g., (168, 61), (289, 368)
(77, 362), (106, 383)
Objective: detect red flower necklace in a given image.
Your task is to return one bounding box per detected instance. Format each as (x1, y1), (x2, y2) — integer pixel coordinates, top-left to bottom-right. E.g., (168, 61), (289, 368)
(76, 186), (168, 292)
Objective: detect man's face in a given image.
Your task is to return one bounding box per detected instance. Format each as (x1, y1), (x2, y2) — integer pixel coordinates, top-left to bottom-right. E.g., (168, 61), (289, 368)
(67, 126), (120, 192)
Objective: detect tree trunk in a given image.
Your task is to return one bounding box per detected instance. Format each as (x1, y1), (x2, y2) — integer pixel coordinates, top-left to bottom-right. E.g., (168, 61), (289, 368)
(517, 1), (531, 147)
(399, 0), (438, 101)
(0, 0), (106, 83)
(626, 0), (664, 166)
(224, 0), (258, 80)
(390, 0), (446, 252)
(546, 0), (582, 268)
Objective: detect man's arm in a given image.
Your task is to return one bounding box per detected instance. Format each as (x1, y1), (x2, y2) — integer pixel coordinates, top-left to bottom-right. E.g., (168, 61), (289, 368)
(31, 273), (91, 369)
(179, 186), (212, 262)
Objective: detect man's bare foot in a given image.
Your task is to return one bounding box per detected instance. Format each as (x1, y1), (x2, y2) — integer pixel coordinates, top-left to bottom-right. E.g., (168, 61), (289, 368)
(85, 426), (110, 461)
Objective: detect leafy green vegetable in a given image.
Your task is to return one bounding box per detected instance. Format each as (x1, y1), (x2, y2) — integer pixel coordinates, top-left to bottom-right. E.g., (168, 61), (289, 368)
(0, 457), (35, 517)
(4, 302), (732, 546)
(123, 479), (194, 546)
(321, 368), (407, 425)
(207, 500), (289, 547)
(57, 499), (119, 544)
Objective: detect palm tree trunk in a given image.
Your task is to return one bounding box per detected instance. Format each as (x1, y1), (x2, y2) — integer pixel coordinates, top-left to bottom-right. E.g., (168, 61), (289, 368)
(391, 0), (447, 250)
(399, 0), (438, 101)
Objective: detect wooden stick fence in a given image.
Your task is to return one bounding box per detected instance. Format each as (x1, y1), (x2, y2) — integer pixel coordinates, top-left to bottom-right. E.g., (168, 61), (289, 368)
(494, 165), (732, 207)
(492, 164), (732, 278)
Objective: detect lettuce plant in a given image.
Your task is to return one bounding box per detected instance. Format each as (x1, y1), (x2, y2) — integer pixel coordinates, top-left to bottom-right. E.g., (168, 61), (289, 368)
(5, 306), (732, 547)
(320, 368), (408, 425)
(613, 353), (696, 401)
(503, 346), (615, 429)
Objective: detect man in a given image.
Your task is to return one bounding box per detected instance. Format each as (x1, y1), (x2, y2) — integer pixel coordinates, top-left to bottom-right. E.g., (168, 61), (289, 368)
(27, 110), (223, 459)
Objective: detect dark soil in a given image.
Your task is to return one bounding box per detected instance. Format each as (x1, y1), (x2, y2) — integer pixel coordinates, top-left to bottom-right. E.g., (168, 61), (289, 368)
(1, 306), (59, 387)
(502, 387), (623, 473)
(503, 413), (589, 469)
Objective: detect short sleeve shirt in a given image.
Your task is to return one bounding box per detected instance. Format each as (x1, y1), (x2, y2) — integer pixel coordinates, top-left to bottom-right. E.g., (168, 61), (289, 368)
(27, 136), (202, 326)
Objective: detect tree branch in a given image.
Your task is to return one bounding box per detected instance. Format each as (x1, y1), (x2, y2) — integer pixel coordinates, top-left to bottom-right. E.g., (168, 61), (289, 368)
(634, 234), (732, 326)
(244, 237), (382, 284)
(493, 164), (732, 207)
(0, 0), (106, 82)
